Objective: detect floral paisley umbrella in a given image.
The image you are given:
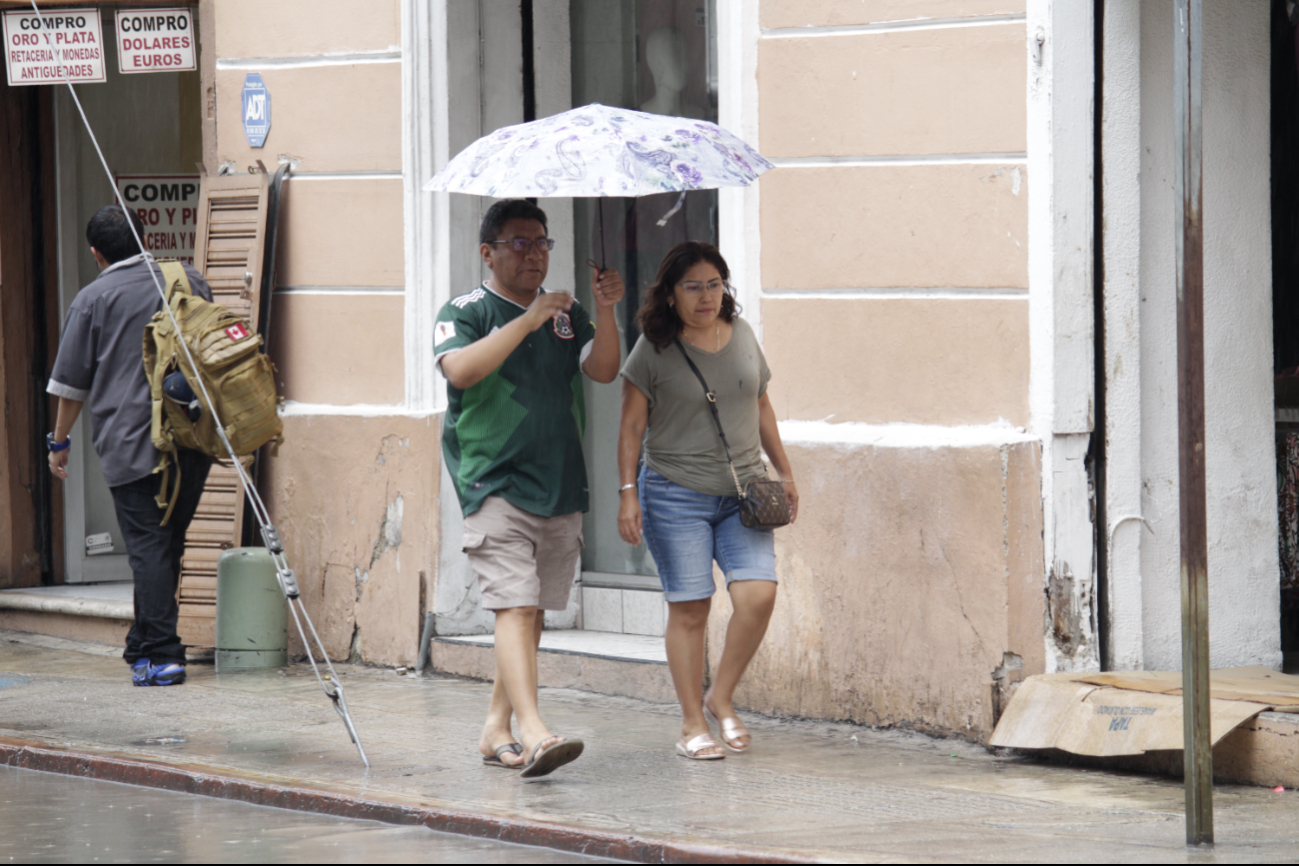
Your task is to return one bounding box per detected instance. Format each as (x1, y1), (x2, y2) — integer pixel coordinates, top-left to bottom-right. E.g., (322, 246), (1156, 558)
(423, 103), (774, 264)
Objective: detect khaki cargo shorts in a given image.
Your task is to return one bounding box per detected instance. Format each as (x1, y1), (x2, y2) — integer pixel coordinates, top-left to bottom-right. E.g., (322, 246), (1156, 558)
(461, 496), (582, 611)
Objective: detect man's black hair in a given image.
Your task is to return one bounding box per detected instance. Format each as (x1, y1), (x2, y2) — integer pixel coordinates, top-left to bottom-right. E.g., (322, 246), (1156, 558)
(85, 205), (145, 265)
(479, 199), (548, 245)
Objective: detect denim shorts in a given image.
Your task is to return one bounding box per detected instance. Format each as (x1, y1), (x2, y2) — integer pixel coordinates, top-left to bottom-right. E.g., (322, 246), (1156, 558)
(638, 466), (777, 603)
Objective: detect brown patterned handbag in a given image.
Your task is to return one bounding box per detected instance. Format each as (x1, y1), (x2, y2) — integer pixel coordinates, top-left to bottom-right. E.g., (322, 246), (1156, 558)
(674, 339), (791, 530)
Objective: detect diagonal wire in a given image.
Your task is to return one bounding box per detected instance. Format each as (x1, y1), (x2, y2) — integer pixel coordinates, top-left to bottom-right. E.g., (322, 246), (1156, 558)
(27, 1), (368, 768)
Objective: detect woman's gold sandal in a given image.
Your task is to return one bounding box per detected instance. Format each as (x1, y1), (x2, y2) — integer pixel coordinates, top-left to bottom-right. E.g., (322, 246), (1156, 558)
(705, 704), (751, 753)
(676, 732), (725, 760)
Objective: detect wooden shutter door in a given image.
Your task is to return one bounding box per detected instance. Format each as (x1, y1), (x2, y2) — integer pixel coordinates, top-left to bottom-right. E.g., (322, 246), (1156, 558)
(176, 171), (271, 647)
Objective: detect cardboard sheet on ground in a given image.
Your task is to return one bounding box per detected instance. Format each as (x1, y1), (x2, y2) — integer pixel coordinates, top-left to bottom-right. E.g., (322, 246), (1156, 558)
(990, 666), (1299, 757)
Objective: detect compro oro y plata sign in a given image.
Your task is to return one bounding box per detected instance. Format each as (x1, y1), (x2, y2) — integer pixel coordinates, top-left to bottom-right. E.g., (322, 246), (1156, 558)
(117, 175), (200, 265)
(3, 8), (105, 85)
(115, 9), (194, 74)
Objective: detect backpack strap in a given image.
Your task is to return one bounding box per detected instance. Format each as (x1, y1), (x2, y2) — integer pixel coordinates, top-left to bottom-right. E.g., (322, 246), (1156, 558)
(150, 259), (191, 526)
(157, 259), (192, 302)
(152, 450), (181, 526)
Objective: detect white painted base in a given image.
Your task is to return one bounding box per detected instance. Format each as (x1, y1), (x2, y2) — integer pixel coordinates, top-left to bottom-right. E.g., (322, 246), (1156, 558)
(439, 628), (667, 664)
(581, 586), (668, 637)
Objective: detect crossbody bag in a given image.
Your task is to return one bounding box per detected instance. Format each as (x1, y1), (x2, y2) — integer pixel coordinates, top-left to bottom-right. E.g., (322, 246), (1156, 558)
(673, 338), (791, 530)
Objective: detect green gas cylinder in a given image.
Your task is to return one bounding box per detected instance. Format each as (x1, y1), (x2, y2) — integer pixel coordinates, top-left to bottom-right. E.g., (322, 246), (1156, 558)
(216, 547), (287, 671)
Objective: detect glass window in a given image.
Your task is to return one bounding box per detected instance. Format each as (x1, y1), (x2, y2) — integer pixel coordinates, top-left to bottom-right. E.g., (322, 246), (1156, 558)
(571, 0), (718, 587)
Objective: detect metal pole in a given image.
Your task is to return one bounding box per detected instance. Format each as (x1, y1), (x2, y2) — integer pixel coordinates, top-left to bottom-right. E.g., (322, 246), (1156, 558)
(1173, 0), (1213, 846)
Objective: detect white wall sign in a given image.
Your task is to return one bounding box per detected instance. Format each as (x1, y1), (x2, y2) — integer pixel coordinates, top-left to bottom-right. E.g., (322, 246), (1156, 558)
(116, 175), (201, 265)
(2, 8), (105, 85)
(114, 9), (195, 74)
(241, 72), (270, 147)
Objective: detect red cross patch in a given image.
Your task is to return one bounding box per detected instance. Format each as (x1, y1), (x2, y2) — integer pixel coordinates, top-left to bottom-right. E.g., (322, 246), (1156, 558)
(225, 323), (250, 342)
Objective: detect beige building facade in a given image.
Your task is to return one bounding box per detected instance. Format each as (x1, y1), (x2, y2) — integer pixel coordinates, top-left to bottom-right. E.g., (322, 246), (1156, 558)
(0, 0), (1290, 744)
(238, 0), (1049, 742)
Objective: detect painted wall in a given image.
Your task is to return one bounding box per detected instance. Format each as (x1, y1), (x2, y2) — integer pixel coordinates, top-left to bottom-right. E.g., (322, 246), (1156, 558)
(712, 433), (1045, 739)
(1125, 2), (1280, 670)
(740, 1), (1044, 739)
(756, 15), (1029, 430)
(208, 0), (438, 666)
(262, 414), (438, 665)
(212, 0), (406, 409)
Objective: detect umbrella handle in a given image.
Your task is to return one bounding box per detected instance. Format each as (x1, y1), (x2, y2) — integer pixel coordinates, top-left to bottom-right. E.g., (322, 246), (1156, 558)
(598, 197), (606, 270)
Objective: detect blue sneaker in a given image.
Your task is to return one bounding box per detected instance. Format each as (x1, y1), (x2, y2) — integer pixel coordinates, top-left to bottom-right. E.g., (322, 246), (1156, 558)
(133, 660), (186, 687)
(130, 658), (151, 686)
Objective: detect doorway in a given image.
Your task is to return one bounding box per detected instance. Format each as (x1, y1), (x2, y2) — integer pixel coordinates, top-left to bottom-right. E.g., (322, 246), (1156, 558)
(570, 0), (718, 630)
(0, 72), (59, 589)
(432, 0), (721, 637)
(1272, 0), (1299, 673)
(51, 7), (201, 583)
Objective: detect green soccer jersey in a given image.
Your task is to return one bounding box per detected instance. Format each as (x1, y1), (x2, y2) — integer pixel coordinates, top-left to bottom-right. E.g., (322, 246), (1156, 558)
(435, 283), (596, 518)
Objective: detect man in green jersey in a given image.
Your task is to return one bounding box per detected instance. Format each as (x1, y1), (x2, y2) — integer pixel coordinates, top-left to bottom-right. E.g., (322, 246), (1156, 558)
(435, 199), (623, 777)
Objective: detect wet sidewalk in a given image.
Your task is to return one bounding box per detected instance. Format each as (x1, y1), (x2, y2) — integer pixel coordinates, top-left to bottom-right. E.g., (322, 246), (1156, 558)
(0, 764), (610, 864)
(1, 629), (1298, 863)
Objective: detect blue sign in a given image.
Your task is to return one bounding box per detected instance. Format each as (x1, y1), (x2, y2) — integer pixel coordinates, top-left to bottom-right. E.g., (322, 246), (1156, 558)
(241, 72), (270, 148)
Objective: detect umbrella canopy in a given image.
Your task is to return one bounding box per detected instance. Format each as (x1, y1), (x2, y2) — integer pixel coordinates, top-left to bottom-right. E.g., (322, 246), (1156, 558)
(423, 103), (773, 199)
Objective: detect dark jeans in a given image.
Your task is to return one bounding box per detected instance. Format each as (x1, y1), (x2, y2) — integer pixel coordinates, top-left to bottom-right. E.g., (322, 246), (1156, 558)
(110, 448), (212, 666)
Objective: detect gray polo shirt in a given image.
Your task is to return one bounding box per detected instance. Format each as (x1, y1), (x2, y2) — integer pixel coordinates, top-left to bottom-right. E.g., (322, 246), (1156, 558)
(47, 255), (213, 487)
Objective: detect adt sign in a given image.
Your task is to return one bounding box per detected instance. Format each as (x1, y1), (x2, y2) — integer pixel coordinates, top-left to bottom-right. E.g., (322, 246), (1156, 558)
(241, 72), (270, 148)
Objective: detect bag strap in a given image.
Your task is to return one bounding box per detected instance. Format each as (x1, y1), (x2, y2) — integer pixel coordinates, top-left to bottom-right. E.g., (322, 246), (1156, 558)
(673, 338), (745, 499)
(151, 259), (191, 528)
(158, 260), (192, 305)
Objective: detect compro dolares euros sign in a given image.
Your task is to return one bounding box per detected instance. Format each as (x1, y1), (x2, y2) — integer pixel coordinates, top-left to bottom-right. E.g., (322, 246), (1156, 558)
(115, 9), (194, 74)
(3, 9), (105, 85)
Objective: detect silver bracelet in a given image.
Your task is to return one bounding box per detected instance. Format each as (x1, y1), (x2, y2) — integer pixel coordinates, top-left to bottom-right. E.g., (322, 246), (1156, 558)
(618, 483), (636, 493)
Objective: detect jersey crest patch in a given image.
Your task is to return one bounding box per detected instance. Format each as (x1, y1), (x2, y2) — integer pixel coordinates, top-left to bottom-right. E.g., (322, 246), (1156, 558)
(552, 312), (575, 340)
(435, 320), (457, 346)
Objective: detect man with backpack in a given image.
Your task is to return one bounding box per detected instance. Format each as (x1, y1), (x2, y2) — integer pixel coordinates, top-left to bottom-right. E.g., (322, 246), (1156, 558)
(46, 205), (215, 687)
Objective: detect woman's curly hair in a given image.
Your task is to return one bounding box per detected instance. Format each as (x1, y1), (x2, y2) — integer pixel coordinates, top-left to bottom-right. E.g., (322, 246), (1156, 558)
(635, 241), (739, 351)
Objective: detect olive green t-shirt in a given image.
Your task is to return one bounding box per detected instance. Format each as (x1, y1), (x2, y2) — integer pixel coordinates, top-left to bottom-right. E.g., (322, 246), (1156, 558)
(621, 316), (770, 497)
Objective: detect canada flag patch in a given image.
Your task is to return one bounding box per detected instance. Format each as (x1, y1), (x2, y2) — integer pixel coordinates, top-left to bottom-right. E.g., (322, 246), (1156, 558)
(552, 312), (575, 340)
(225, 323), (250, 342)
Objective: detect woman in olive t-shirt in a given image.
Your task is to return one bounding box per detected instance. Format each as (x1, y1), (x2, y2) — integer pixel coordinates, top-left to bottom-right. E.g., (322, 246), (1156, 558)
(618, 242), (799, 761)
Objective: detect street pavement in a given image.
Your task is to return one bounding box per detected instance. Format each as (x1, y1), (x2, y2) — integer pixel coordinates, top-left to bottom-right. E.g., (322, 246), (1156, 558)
(1, 628), (1298, 863)
(0, 764), (611, 863)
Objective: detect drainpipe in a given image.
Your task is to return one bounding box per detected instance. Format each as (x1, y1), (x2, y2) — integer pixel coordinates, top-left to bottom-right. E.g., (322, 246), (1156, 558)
(1091, 0), (1109, 671)
(1172, 0), (1214, 846)
(1099, 0), (1149, 674)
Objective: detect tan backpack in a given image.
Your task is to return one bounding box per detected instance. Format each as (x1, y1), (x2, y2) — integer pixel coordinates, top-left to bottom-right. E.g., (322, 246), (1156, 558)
(142, 260), (283, 523)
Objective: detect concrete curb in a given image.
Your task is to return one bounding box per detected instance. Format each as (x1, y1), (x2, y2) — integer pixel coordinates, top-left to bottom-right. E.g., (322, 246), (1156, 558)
(0, 738), (822, 864)
(0, 592), (132, 620)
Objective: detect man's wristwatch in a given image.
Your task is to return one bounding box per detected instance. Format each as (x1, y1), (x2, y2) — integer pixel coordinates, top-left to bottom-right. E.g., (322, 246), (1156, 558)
(46, 433), (71, 453)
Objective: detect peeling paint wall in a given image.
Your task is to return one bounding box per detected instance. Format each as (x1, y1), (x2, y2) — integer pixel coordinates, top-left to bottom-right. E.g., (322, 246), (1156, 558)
(708, 439), (1046, 742)
(1026, 0), (1099, 674)
(260, 415), (439, 666)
